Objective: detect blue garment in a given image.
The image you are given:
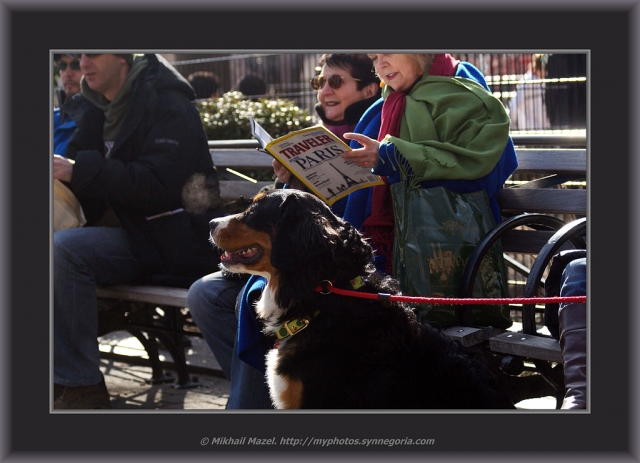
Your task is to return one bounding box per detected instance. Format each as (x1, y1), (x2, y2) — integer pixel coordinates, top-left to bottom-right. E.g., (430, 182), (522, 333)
(53, 106), (77, 156)
(560, 257), (587, 299)
(236, 276), (268, 372)
(341, 98), (384, 231)
(187, 272), (272, 408)
(373, 62), (518, 223)
(53, 94), (87, 157)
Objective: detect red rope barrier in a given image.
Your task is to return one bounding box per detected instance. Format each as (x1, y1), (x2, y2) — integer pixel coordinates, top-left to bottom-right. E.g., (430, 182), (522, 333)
(315, 284), (586, 306)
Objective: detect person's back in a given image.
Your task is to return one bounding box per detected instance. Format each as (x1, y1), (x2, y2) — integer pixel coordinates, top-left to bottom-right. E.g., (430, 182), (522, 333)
(545, 53), (587, 129)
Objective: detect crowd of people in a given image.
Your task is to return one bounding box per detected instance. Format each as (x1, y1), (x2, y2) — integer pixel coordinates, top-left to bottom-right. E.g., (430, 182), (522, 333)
(52, 52), (586, 410)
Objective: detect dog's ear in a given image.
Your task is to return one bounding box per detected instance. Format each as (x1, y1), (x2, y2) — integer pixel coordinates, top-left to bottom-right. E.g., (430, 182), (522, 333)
(270, 193), (335, 272)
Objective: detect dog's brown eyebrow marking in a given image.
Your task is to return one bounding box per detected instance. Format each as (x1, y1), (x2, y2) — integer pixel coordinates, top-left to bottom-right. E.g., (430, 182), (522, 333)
(252, 191), (267, 202)
(279, 376), (304, 409)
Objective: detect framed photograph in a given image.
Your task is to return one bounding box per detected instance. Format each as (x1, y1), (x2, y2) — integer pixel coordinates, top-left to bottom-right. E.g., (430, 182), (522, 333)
(5, 1), (636, 461)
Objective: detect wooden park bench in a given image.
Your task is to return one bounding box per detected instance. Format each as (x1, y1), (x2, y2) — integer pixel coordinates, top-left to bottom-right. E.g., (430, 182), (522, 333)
(96, 136), (587, 407)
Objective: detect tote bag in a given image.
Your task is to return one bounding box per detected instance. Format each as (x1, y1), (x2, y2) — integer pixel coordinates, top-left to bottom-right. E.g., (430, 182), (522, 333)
(391, 183), (511, 328)
(54, 179), (87, 232)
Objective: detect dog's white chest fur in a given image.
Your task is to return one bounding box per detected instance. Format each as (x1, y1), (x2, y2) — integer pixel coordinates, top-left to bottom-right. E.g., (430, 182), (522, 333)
(255, 283), (286, 335)
(265, 349), (287, 408)
(256, 284), (296, 408)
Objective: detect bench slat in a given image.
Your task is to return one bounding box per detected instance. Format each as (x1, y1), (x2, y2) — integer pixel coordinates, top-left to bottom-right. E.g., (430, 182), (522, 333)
(510, 132), (586, 147)
(514, 174), (585, 189)
(501, 229), (561, 254)
(513, 149), (586, 175)
(209, 149), (275, 201)
(219, 180), (274, 200)
(97, 285), (188, 307)
(209, 140), (260, 149)
(211, 149), (273, 170)
(489, 331), (562, 363)
(208, 147), (588, 174)
(498, 188), (587, 215)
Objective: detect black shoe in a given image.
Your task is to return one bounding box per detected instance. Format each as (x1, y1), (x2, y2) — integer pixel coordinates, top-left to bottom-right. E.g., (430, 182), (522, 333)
(53, 378), (111, 409)
(53, 383), (65, 401)
(559, 302), (587, 409)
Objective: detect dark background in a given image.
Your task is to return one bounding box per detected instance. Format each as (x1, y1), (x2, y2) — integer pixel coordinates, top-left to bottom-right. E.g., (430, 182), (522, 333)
(4, 4), (635, 461)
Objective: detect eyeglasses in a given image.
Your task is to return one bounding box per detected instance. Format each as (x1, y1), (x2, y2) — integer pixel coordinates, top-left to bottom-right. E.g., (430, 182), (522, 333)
(58, 61), (80, 71)
(310, 74), (361, 91)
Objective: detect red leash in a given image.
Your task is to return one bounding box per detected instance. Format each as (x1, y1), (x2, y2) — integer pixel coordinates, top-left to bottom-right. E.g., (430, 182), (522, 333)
(313, 281), (586, 306)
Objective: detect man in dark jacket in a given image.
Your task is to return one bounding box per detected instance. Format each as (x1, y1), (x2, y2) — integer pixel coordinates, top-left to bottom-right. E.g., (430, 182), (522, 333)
(53, 53), (221, 409)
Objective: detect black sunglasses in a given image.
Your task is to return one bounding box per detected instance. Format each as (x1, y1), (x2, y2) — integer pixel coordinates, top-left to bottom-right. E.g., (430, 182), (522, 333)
(310, 74), (361, 91)
(58, 60), (81, 71)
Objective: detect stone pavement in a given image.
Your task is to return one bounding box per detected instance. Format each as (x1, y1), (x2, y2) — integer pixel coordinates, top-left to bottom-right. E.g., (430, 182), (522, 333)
(100, 358), (231, 409)
(99, 331), (231, 410)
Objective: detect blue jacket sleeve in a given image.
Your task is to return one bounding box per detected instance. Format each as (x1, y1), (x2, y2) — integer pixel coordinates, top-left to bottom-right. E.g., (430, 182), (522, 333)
(341, 99), (383, 230)
(237, 275), (269, 373)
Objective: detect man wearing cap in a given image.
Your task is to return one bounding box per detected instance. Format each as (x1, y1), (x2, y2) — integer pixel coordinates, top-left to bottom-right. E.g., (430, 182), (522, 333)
(53, 53), (221, 409)
(53, 53), (84, 156)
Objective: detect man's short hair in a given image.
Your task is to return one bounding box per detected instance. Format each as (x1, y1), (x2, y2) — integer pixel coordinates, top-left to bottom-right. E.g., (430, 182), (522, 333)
(115, 54), (134, 67)
(237, 74), (267, 97)
(188, 71), (221, 99)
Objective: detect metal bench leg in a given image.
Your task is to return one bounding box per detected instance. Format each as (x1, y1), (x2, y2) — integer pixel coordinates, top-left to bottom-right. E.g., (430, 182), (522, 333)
(127, 328), (175, 384)
(154, 332), (199, 389)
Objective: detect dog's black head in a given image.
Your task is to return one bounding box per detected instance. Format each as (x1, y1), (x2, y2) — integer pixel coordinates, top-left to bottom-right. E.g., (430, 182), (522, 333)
(209, 189), (374, 308)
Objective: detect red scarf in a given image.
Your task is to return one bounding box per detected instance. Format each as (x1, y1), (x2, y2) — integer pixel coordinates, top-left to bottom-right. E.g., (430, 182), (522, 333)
(429, 53), (460, 77)
(361, 54), (459, 276)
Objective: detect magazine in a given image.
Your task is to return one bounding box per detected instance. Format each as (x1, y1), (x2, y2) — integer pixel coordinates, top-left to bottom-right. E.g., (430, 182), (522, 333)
(249, 118), (383, 206)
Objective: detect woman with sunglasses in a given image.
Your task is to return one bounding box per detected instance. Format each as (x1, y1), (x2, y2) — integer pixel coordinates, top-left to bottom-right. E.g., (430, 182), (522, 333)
(340, 53), (518, 329)
(311, 54), (381, 141)
(272, 54), (380, 214)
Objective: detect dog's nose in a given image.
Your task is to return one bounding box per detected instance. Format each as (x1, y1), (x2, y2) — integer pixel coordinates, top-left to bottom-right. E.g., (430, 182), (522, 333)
(209, 219), (219, 232)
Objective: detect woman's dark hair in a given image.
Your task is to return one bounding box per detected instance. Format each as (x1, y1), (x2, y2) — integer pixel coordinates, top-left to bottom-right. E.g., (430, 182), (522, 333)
(318, 54), (380, 90)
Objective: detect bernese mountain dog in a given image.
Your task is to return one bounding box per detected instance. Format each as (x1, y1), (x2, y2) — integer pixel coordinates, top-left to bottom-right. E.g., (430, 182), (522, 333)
(209, 189), (514, 409)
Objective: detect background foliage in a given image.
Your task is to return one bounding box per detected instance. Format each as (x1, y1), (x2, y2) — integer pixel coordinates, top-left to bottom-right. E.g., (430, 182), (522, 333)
(196, 91), (315, 140)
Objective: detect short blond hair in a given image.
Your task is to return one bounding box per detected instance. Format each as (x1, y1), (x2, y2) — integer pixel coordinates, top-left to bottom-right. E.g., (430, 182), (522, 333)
(412, 54), (436, 75)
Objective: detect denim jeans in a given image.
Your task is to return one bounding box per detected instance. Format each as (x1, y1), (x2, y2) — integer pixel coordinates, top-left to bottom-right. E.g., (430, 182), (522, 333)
(560, 257), (587, 298)
(54, 227), (145, 387)
(187, 272), (273, 409)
